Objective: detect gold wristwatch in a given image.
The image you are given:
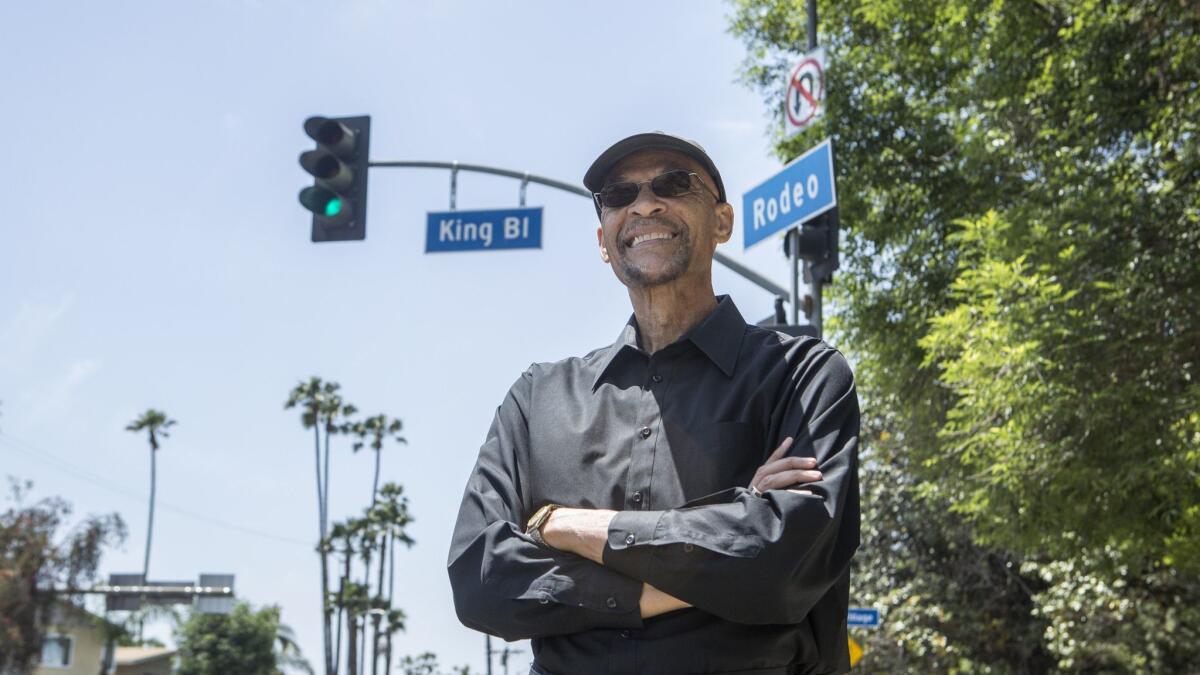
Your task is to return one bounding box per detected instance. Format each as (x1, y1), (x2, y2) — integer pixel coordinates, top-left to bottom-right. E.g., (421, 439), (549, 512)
(525, 503), (562, 546)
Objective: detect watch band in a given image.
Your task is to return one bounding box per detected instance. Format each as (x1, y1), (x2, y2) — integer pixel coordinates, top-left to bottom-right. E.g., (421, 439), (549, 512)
(525, 503), (561, 546)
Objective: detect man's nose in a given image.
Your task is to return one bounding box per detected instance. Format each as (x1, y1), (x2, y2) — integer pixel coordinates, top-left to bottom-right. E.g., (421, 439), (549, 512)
(628, 183), (667, 218)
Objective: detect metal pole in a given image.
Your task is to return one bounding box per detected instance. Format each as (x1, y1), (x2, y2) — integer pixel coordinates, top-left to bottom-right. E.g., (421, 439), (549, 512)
(368, 160), (791, 299)
(789, 232), (800, 324)
(806, 0), (823, 336)
(485, 635), (493, 675)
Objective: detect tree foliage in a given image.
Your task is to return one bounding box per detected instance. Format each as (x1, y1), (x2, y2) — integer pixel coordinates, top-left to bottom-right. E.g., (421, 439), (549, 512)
(731, 0), (1200, 670)
(0, 480), (125, 674)
(396, 652), (471, 675)
(176, 603), (298, 675)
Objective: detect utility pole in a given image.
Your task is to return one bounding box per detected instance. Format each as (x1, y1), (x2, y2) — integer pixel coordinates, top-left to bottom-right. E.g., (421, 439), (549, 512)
(485, 635), (493, 675)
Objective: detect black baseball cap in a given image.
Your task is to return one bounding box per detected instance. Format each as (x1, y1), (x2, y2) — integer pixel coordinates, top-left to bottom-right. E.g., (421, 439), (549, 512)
(583, 132), (727, 204)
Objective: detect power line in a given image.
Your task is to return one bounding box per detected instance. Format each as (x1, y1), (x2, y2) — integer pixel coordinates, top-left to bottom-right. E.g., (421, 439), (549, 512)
(0, 431), (312, 548)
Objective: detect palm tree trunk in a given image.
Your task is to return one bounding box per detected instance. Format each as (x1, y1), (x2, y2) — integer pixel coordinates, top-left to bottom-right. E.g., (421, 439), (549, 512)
(314, 422), (332, 675)
(371, 533), (387, 675)
(143, 447), (156, 577)
(384, 531), (396, 675)
(139, 446), (156, 643)
(361, 447), (381, 675)
(347, 610), (358, 675)
(333, 572), (345, 675)
(359, 551), (369, 675)
(371, 448), (381, 506)
(321, 420), (336, 672)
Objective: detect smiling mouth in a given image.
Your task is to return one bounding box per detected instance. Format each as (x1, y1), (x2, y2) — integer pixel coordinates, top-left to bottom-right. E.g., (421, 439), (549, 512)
(628, 232), (677, 248)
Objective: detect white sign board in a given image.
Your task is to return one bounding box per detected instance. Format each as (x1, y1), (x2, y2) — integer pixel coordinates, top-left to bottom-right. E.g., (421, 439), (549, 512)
(785, 47), (826, 137)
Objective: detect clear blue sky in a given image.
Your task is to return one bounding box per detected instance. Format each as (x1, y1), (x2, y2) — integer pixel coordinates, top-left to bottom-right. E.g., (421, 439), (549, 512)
(0, 1), (807, 671)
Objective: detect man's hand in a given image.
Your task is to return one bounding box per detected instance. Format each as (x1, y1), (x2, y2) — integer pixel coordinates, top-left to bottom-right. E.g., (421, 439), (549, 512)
(750, 437), (822, 495)
(540, 507), (616, 564)
(539, 510), (693, 619)
(640, 582), (691, 618)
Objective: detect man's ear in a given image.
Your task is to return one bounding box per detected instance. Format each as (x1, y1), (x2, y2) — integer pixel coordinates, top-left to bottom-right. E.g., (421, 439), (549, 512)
(713, 202), (734, 245)
(596, 226), (610, 262)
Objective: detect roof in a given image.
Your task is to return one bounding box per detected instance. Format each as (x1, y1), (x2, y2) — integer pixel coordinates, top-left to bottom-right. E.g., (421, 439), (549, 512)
(114, 646), (177, 665)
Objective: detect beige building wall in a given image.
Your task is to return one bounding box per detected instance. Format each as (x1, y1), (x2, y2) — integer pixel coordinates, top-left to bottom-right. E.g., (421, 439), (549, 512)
(31, 619), (110, 675)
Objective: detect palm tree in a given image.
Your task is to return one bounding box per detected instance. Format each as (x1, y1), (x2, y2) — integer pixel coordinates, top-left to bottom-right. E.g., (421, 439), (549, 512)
(350, 415), (405, 674)
(125, 408), (175, 641)
(286, 377), (357, 675)
(350, 414), (406, 508)
(276, 620), (315, 675)
(370, 483), (414, 675)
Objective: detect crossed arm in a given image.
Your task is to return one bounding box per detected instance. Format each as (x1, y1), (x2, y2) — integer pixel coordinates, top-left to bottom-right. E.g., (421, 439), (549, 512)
(539, 436), (821, 619)
(447, 350), (859, 641)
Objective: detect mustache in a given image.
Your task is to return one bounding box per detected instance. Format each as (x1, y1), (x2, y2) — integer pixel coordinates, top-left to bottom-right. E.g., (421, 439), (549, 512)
(621, 216), (686, 245)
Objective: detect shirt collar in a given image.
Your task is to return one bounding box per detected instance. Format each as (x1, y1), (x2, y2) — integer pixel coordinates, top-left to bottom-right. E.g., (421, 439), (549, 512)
(591, 295), (747, 389)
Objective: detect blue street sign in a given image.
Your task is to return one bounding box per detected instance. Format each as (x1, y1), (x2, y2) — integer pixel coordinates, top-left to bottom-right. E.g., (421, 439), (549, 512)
(426, 206), (542, 253)
(742, 138), (837, 250)
(847, 607), (880, 628)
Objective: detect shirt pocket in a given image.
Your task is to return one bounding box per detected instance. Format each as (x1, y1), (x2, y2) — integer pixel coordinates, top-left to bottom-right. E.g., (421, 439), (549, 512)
(675, 421), (764, 500)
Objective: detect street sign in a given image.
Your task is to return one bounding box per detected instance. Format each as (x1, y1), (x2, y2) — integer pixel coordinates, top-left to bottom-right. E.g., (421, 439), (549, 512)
(426, 206), (542, 253)
(848, 637), (864, 667)
(785, 47), (826, 137)
(847, 607), (881, 628)
(743, 138), (837, 250)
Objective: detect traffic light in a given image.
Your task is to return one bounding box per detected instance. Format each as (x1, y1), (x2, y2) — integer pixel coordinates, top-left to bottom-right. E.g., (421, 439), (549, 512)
(299, 115), (371, 242)
(790, 207), (839, 284)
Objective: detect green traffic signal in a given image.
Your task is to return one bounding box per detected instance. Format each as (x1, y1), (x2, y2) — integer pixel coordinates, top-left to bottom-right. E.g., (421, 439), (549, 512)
(300, 115), (370, 242)
(299, 186), (350, 225)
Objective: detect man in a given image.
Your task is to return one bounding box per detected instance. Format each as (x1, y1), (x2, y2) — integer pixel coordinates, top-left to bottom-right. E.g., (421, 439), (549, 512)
(448, 132), (860, 674)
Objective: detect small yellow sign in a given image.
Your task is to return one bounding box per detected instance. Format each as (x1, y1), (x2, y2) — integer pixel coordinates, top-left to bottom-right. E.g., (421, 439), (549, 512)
(848, 637), (863, 667)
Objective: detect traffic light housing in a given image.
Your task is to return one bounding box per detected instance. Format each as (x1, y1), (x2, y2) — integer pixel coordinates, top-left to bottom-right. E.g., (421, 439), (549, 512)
(790, 207), (839, 284)
(300, 115), (370, 242)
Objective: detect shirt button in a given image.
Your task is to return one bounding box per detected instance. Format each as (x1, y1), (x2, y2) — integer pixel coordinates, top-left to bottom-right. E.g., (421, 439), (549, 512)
(625, 534), (636, 545)
(632, 491), (643, 504)
(684, 543), (694, 553)
(651, 374), (663, 383)
(606, 596), (618, 609)
(639, 426), (651, 439)
(619, 630), (631, 638)
(538, 592), (550, 604)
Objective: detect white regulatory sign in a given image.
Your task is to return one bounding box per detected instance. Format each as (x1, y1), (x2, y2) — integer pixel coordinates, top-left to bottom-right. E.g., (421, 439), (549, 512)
(785, 47), (826, 137)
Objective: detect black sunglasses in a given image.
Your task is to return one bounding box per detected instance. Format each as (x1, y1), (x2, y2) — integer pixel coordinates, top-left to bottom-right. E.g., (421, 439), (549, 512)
(593, 169), (719, 210)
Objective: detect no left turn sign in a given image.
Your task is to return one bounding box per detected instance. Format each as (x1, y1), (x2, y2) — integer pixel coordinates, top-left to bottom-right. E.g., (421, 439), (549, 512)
(785, 47), (826, 136)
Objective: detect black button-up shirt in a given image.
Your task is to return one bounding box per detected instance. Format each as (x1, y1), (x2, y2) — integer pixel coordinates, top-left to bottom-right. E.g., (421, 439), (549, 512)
(448, 296), (860, 675)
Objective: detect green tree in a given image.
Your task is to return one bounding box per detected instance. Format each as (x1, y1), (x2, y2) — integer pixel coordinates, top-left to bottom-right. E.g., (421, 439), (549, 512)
(731, 0), (1200, 670)
(286, 377), (356, 675)
(0, 479), (125, 674)
(396, 652), (471, 675)
(176, 603), (288, 675)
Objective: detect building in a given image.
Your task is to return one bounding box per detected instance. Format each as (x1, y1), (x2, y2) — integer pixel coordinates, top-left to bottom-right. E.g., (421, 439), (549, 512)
(111, 647), (175, 675)
(30, 604), (115, 675)
(27, 605), (176, 675)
